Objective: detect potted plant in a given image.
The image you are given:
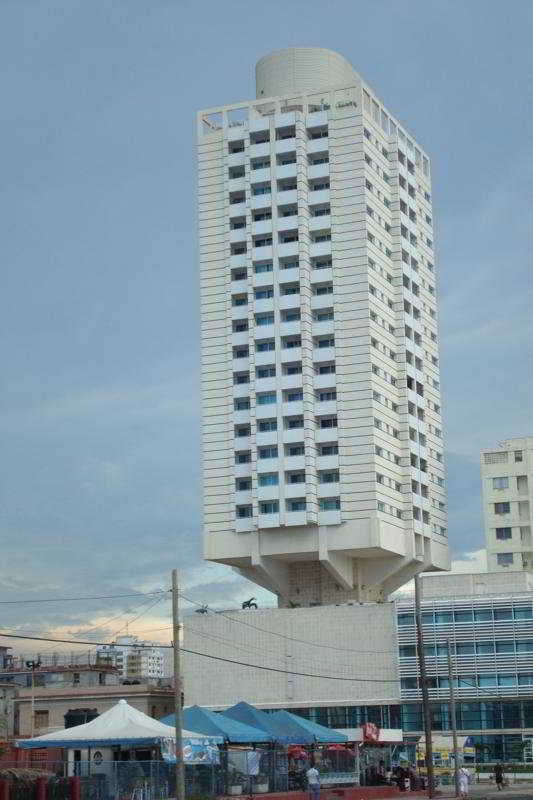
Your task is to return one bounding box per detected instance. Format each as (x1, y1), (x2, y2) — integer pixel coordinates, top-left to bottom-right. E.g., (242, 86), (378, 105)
(253, 774), (269, 793)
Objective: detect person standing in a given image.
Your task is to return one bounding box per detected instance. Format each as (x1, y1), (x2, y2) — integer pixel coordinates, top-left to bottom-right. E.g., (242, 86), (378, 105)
(306, 763), (320, 800)
(494, 763), (505, 791)
(458, 766), (470, 798)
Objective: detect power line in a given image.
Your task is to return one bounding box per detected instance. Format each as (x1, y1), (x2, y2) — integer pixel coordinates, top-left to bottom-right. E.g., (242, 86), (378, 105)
(179, 593), (397, 654)
(0, 631), (399, 683)
(0, 591), (169, 605)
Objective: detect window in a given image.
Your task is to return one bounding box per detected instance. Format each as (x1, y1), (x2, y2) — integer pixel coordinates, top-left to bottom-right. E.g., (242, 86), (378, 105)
(260, 501), (279, 514)
(401, 677), (418, 690)
(236, 505), (253, 518)
(256, 366), (276, 378)
(255, 288), (274, 300)
(236, 478), (251, 491)
(258, 446), (278, 459)
(286, 417), (304, 429)
(258, 473), (278, 487)
(235, 451), (251, 464)
(476, 642), (495, 655)
(456, 643), (475, 655)
(454, 610), (474, 623)
(288, 499), (306, 511)
(494, 607), (513, 620)
(254, 262), (273, 274)
(399, 645), (416, 658)
(320, 444), (338, 456)
(256, 340), (275, 352)
(234, 398), (250, 410)
(319, 497), (340, 511)
(494, 502), (510, 514)
(495, 641), (514, 654)
(319, 471), (339, 484)
(493, 477), (509, 490)
(285, 390), (303, 402)
(282, 309), (301, 322)
(287, 444), (305, 456)
(256, 313), (274, 326)
(397, 613), (415, 627)
(287, 471), (305, 484)
(474, 609), (492, 622)
(34, 711), (49, 730)
(258, 419), (277, 432)
(496, 528), (512, 540)
(319, 416), (337, 428)
(318, 391), (337, 402)
(514, 607), (533, 620)
(257, 392), (276, 405)
(515, 450), (523, 462)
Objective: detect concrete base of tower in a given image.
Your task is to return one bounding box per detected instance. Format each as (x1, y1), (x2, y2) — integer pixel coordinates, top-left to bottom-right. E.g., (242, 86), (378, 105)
(204, 516), (450, 606)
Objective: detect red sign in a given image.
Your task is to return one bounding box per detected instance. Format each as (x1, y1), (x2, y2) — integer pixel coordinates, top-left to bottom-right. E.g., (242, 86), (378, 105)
(362, 722), (379, 742)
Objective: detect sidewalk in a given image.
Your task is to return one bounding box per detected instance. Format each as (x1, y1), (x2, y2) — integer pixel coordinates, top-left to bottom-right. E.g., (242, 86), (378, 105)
(411, 782), (533, 800)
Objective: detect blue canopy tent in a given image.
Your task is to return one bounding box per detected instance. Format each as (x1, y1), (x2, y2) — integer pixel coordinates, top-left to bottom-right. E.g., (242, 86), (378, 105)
(271, 710), (348, 743)
(161, 705), (271, 744)
(221, 701), (313, 745)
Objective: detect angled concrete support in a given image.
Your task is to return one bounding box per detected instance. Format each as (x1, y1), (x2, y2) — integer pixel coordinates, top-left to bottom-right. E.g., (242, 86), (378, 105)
(318, 529), (354, 589)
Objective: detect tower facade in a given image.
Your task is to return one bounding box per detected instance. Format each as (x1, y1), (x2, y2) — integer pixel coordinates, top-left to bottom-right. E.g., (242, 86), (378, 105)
(481, 437), (533, 572)
(198, 48), (449, 606)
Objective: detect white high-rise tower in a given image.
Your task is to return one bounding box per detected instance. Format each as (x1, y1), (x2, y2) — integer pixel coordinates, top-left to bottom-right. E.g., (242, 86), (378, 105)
(198, 48), (449, 606)
(481, 437), (533, 572)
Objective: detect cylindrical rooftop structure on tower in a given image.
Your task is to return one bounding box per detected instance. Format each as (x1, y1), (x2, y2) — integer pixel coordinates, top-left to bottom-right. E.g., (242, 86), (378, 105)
(255, 47), (358, 99)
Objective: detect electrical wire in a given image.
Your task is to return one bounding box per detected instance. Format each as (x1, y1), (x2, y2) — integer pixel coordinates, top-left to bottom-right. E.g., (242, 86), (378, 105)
(0, 591), (169, 605)
(0, 631), (399, 683)
(178, 592), (397, 654)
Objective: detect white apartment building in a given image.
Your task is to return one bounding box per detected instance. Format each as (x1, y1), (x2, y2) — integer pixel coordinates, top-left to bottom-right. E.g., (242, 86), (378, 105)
(481, 437), (533, 572)
(96, 635), (168, 681)
(198, 47), (448, 608)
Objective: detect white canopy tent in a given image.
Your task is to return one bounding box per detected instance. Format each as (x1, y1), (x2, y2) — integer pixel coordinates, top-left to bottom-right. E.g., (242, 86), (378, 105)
(17, 699), (222, 750)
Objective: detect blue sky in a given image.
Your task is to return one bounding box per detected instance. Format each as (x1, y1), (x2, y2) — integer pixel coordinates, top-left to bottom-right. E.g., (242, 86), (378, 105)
(1, 0), (532, 641)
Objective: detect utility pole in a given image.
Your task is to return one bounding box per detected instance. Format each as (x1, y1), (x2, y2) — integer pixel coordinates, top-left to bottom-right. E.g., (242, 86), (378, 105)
(414, 574), (435, 797)
(447, 640), (460, 797)
(172, 569), (185, 800)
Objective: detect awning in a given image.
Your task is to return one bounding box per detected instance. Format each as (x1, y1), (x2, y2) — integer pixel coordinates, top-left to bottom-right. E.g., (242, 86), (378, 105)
(18, 699), (222, 750)
(222, 702), (313, 745)
(161, 705), (271, 744)
(271, 711), (347, 743)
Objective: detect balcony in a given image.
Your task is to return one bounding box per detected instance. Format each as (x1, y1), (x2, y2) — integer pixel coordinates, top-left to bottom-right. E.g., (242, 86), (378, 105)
(315, 400), (337, 416)
(283, 400), (304, 417)
(229, 199), (246, 216)
(254, 297), (275, 314)
(277, 189), (298, 205)
(255, 376), (277, 393)
(317, 482), (339, 498)
(285, 511), (308, 527)
(234, 463), (252, 479)
(315, 426), (338, 443)
(275, 137), (297, 154)
(232, 357), (249, 373)
(252, 245), (273, 262)
(276, 162), (297, 180)
(253, 270), (274, 288)
(309, 215), (330, 232)
(309, 188), (330, 205)
(258, 513), (281, 530)
(309, 240), (332, 258)
(257, 485), (280, 501)
(255, 350), (276, 366)
(231, 275), (248, 292)
(313, 373), (336, 390)
(234, 435), (252, 451)
(233, 409), (251, 426)
(281, 346), (301, 363)
(316, 454), (339, 471)
(313, 346), (335, 363)
(251, 167), (271, 184)
(256, 432), (278, 448)
(278, 241), (300, 259)
(230, 227), (247, 244)
(311, 294), (333, 311)
(232, 382), (250, 399)
(278, 265), (300, 283)
(285, 482), (306, 499)
(230, 253), (247, 269)
(281, 374), (303, 391)
(307, 136), (329, 154)
(236, 517), (254, 533)
(308, 163), (329, 180)
(283, 427), (305, 444)
(279, 293), (301, 311)
(251, 193), (272, 210)
(284, 454), (306, 471)
(249, 142), (270, 159)
(312, 319), (335, 337)
(311, 266), (332, 282)
(252, 219), (273, 236)
(256, 403), (277, 420)
(232, 330), (249, 347)
(228, 152), (246, 169)
(231, 304), (248, 320)
(280, 320), (301, 337)
(278, 214), (298, 232)
(318, 510), (341, 525)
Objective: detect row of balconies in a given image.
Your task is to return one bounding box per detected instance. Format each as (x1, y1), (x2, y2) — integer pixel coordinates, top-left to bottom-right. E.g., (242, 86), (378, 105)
(229, 214), (331, 243)
(227, 160), (329, 183)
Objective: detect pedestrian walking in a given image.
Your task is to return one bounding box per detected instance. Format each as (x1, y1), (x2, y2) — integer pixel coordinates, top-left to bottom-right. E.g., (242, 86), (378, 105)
(306, 763), (320, 800)
(494, 763), (505, 791)
(458, 766), (470, 798)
